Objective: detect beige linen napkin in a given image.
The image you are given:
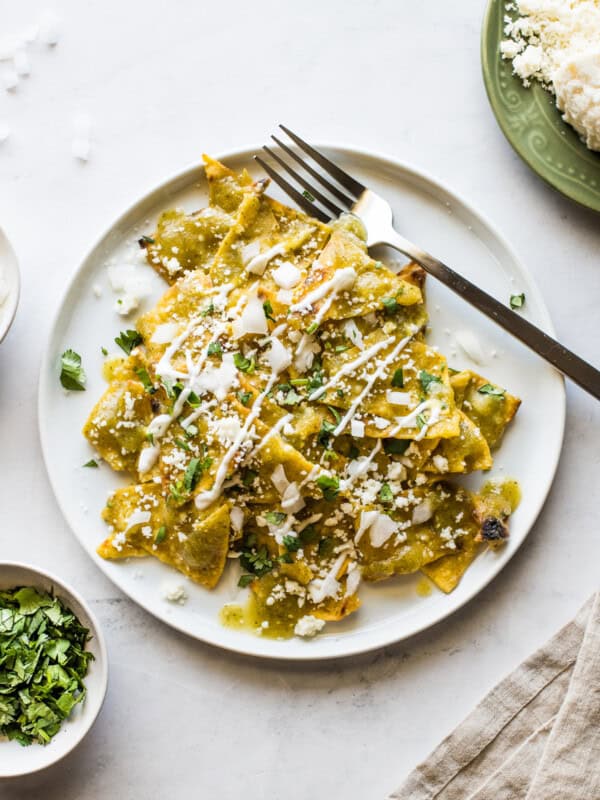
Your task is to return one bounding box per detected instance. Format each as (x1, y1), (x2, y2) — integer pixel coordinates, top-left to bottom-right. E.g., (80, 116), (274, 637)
(390, 592), (600, 800)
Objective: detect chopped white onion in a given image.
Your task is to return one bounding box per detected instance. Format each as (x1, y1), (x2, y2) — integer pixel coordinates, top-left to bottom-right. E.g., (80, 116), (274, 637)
(266, 337), (292, 373)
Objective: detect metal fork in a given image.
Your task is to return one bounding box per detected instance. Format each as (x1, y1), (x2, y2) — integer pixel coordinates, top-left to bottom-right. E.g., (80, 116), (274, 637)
(255, 125), (600, 401)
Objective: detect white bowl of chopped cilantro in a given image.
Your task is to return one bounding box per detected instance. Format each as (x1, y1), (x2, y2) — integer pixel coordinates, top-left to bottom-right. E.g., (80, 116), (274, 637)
(0, 562), (108, 777)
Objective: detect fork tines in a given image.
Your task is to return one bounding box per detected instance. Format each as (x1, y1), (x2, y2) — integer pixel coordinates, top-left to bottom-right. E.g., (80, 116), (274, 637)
(254, 125), (365, 222)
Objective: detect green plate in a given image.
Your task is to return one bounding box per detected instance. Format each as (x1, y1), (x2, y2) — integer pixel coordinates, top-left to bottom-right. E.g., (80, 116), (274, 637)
(481, 0), (600, 212)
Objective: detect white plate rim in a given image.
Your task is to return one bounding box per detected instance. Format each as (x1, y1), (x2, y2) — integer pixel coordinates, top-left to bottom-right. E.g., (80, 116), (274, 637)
(38, 142), (566, 661)
(0, 225), (20, 344)
(0, 560), (108, 777)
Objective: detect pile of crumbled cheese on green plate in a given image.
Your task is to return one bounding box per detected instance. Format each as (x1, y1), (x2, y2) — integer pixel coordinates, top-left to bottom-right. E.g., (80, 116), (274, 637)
(501, 0), (600, 152)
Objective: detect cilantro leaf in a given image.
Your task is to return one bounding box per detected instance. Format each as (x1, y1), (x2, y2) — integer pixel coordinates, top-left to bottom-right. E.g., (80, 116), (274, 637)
(391, 368), (404, 388)
(207, 340), (223, 358)
(233, 353), (256, 373)
(383, 438), (410, 455)
(478, 383), (505, 397)
(382, 297), (399, 314)
(239, 546), (274, 578)
(510, 293), (525, 310)
(379, 483), (393, 504)
(237, 574), (255, 588)
(299, 524), (319, 545)
(419, 370), (441, 392)
(318, 419), (337, 448)
(83, 459), (98, 468)
(155, 525), (167, 544)
(283, 534), (301, 552)
(138, 234), (155, 248)
(60, 349), (86, 391)
(237, 390), (253, 407)
(265, 511), (287, 526)
(183, 456), (212, 493)
(316, 474), (340, 501)
(114, 329), (143, 355)
(263, 300), (276, 322)
(135, 367), (156, 393)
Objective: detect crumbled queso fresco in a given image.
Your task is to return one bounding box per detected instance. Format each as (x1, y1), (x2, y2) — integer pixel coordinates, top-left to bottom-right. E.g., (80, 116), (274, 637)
(501, 0), (600, 151)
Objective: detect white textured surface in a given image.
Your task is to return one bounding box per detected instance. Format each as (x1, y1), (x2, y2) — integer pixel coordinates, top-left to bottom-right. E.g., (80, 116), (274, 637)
(0, 1), (599, 798)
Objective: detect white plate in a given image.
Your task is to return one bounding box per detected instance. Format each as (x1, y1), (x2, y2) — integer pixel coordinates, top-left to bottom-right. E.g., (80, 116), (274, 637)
(38, 145), (565, 660)
(0, 562), (108, 777)
(0, 226), (20, 343)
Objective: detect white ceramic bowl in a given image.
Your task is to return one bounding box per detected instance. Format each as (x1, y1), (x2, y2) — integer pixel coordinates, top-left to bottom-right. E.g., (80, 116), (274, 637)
(0, 227), (20, 343)
(0, 562), (108, 777)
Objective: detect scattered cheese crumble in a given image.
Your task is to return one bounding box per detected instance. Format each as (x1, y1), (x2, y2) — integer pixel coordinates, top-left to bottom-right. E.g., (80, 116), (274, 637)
(294, 615), (326, 637)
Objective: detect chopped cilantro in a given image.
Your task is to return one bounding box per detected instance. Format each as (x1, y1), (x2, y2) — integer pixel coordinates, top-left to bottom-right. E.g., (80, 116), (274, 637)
(114, 329), (143, 355)
(162, 379), (183, 400)
(265, 511), (287, 526)
(237, 390), (253, 406)
(0, 587), (93, 745)
(138, 234), (155, 248)
(382, 297), (399, 314)
(60, 349), (86, 391)
(307, 364), (324, 393)
(200, 302), (215, 317)
(263, 300), (276, 322)
(383, 438), (410, 455)
(155, 526), (167, 544)
(419, 370), (441, 392)
(510, 293), (525, 310)
(299, 524), (319, 545)
(237, 574), (255, 588)
(183, 456), (211, 493)
(379, 483), (393, 504)
(391, 368), (404, 388)
(478, 383), (505, 397)
(279, 385), (302, 406)
(318, 536), (335, 557)
(283, 534), (302, 552)
(186, 391), (201, 408)
(233, 353), (256, 373)
(241, 468), (258, 487)
(101, 346), (108, 356)
(318, 419), (337, 447)
(239, 546), (274, 578)
(83, 459), (98, 468)
(135, 367), (156, 393)
(327, 406), (341, 424)
(207, 340), (223, 358)
(316, 474), (340, 501)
